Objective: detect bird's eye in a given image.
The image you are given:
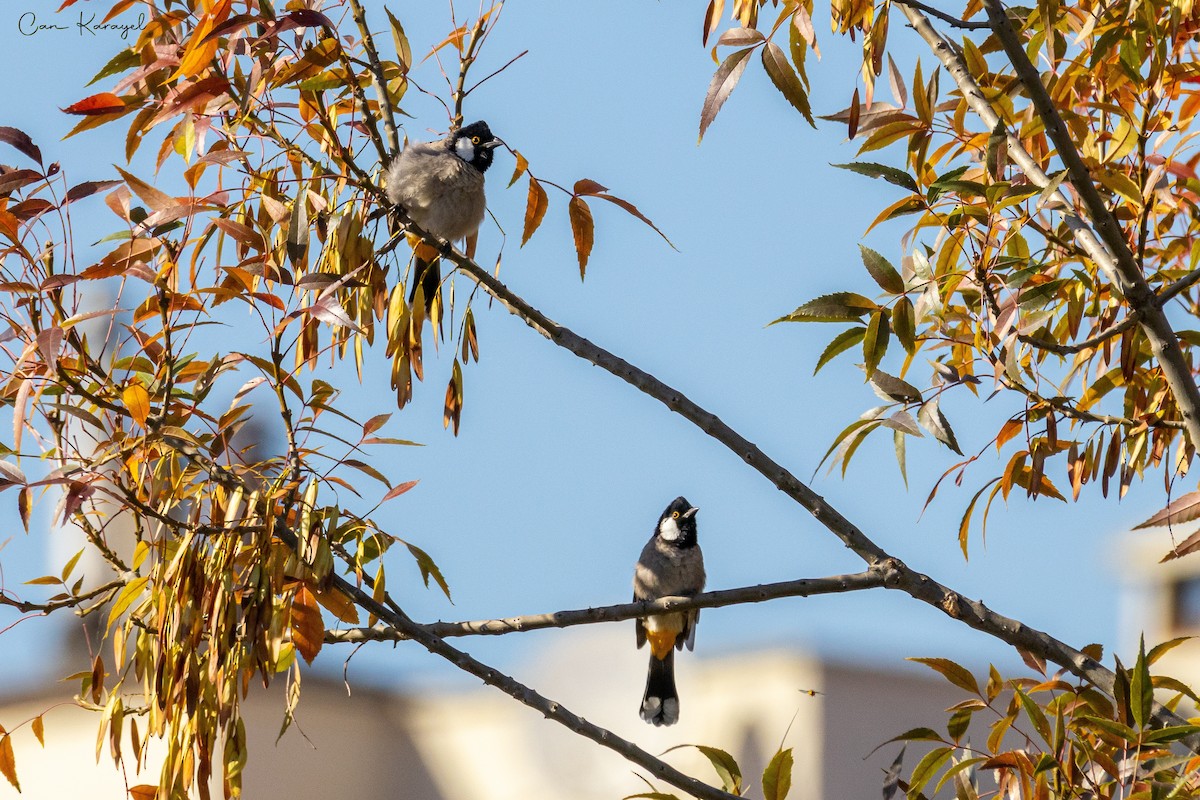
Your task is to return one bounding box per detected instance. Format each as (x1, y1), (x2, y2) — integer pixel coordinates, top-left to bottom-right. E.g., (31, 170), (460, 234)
(471, 136), (481, 145)
(671, 511), (680, 519)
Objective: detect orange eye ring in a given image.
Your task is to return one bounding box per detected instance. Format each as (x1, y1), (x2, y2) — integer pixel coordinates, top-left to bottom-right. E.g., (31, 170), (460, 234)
(471, 136), (481, 144)
(671, 511), (680, 519)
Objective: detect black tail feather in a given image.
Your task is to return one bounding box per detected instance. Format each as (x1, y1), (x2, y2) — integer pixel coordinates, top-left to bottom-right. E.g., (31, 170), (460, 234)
(409, 255), (441, 314)
(640, 649), (679, 726)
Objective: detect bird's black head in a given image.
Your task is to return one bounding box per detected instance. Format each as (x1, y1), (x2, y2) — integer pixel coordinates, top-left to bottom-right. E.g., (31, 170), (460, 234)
(656, 496), (699, 548)
(450, 120), (502, 173)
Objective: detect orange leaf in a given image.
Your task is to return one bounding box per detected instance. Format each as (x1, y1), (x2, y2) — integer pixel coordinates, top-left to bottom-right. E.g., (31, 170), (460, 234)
(129, 786), (157, 800)
(521, 177), (548, 246)
(30, 716), (43, 747)
(290, 584), (324, 664)
(62, 93), (125, 116)
(568, 196), (594, 278)
(123, 383), (150, 429)
(0, 727), (17, 792)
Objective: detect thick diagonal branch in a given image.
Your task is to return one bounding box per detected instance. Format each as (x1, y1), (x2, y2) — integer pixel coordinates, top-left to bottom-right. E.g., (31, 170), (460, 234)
(325, 570), (885, 643)
(898, 0), (1200, 447)
(295, 536), (740, 800)
(389, 209), (1196, 740)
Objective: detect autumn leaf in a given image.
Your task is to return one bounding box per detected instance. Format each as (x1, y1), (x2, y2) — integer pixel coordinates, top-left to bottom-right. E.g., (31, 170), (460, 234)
(699, 47), (753, 141)
(62, 93), (126, 116)
(123, 383), (150, 428)
(522, 177), (549, 246)
(290, 584), (324, 665)
(568, 196), (594, 278)
(0, 727), (17, 792)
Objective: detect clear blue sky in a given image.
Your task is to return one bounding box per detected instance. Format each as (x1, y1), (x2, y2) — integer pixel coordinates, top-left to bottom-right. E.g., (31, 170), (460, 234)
(0, 0), (1179, 697)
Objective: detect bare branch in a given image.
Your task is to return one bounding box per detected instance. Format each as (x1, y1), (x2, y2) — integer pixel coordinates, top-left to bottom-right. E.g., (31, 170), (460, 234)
(0, 577), (125, 615)
(1019, 258), (1200, 356)
(388, 208), (1200, 744)
(346, 0), (398, 156)
(892, 0), (988, 29)
(271, 529), (739, 800)
(325, 570), (885, 643)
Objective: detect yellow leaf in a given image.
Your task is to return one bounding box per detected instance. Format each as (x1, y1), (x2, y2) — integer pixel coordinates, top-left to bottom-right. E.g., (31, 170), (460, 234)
(123, 383), (150, 428)
(31, 716), (43, 747)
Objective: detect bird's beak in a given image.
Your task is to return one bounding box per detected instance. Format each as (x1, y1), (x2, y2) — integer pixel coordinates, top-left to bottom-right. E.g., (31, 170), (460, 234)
(682, 507), (699, 519)
(483, 138), (505, 150)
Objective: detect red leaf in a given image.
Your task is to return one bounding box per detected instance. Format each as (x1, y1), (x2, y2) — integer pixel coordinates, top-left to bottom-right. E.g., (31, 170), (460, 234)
(62, 93), (126, 116)
(65, 180), (122, 203)
(381, 479), (419, 503)
(0, 128), (42, 165)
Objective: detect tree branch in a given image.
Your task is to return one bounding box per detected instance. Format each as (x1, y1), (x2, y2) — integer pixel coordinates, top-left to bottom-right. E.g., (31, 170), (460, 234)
(905, 0), (1200, 445)
(346, 0), (398, 156)
(892, 0), (989, 29)
(388, 208), (1199, 743)
(270, 528), (740, 800)
(324, 570), (885, 643)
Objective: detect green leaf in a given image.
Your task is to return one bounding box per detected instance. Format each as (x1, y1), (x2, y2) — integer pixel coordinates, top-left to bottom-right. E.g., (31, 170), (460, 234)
(1130, 635), (1152, 729)
(1074, 715), (1137, 743)
(1015, 689), (1052, 745)
(860, 245), (905, 293)
(1142, 638), (1190, 662)
(88, 47), (139, 87)
(933, 757), (984, 795)
(405, 541), (451, 600)
(947, 708), (971, 742)
(832, 161), (919, 192)
(814, 327), (866, 374)
(773, 292), (877, 324)
(107, 575), (150, 630)
(762, 747), (793, 800)
(892, 297), (916, 352)
(761, 42), (814, 126)
(385, 8), (413, 71)
(883, 727), (944, 745)
(908, 746), (954, 799)
(695, 746), (742, 795)
(863, 311), (890, 377)
(908, 657), (979, 695)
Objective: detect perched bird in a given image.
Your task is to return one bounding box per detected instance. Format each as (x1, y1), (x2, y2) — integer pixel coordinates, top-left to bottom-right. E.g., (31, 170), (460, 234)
(384, 120), (503, 315)
(633, 496), (706, 726)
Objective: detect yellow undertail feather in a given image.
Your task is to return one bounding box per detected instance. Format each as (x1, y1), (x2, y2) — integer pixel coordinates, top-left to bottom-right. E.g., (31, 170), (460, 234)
(647, 629), (677, 661)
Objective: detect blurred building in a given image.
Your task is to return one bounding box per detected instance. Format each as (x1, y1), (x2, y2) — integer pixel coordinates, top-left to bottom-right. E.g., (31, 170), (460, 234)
(1118, 533), (1200, 685)
(0, 628), (962, 800)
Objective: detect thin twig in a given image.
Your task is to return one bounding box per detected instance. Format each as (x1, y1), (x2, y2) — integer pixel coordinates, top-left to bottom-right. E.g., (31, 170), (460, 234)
(324, 570), (885, 643)
(346, 0), (398, 156)
(892, 0), (989, 28)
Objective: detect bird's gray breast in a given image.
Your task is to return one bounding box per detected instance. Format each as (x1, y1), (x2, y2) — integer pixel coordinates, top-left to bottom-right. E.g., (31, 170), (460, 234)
(385, 144), (486, 242)
(634, 539), (706, 599)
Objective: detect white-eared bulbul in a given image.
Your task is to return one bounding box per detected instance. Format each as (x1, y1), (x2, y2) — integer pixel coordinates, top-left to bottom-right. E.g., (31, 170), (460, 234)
(633, 496), (705, 726)
(384, 120), (502, 316)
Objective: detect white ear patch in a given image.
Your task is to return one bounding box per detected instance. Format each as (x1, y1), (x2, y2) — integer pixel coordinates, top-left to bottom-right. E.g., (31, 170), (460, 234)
(455, 137), (475, 161)
(658, 516), (682, 542)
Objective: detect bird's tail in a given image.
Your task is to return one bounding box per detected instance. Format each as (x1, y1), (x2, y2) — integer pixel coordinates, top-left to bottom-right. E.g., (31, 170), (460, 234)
(640, 648), (679, 726)
(407, 237), (442, 324)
